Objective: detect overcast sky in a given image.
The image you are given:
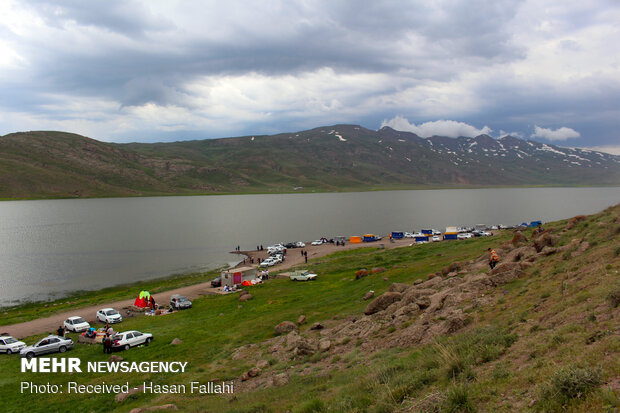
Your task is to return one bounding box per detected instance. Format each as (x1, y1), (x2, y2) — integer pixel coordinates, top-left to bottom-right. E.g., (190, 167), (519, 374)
(1, 0), (618, 152)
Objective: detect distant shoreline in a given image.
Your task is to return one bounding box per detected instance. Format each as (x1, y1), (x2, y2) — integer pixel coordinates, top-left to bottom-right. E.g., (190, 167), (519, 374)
(1, 183), (618, 202)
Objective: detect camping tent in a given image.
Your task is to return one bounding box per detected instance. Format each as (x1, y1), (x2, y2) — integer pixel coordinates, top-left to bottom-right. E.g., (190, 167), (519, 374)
(134, 290), (151, 308)
(350, 236), (362, 244)
(241, 280), (252, 287)
(391, 231), (404, 239)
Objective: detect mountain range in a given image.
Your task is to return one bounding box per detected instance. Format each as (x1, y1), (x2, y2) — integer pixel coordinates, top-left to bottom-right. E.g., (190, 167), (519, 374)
(1, 125), (619, 199)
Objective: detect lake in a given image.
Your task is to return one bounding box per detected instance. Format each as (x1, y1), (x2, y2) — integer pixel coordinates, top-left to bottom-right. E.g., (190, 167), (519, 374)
(0, 187), (619, 306)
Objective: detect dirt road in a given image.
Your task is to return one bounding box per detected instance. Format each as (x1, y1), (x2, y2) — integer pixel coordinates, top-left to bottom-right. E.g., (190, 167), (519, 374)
(5, 237), (416, 339)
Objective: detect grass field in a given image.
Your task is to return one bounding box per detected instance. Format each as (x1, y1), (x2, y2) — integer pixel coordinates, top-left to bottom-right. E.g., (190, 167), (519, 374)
(1, 207), (619, 412)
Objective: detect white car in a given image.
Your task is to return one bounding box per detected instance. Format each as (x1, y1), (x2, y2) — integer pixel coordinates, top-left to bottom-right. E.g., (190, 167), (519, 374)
(311, 240), (323, 246)
(432, 236), (441, 242)
(480, 231), (492, 237)
(260, 258), (277, 267)
(96, 308), (123, 324)
(457, 233), (473, 240)
(295, 241), (305, 248)
(111, 330), (153, 351)
(290, 270), (318, 281)
(404, 232), (414, 238)
(64, 316), (90, 333)
(0, 335), (26, 354)
(432, 230), (441, 235)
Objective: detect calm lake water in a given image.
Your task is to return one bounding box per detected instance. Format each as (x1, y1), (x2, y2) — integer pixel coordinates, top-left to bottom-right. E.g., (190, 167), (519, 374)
(0, 187), (619, 306)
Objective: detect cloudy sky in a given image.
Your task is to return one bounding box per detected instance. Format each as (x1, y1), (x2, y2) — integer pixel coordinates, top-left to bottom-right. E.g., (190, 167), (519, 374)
(0, 0), (618, 152)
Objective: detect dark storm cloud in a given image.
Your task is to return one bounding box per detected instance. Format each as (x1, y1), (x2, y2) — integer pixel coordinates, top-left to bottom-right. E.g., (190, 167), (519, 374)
(0, 0), (618, 147)
(3, 0), (525, 109)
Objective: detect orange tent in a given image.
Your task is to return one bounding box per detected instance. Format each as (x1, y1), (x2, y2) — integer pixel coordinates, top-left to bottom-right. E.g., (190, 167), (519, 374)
(241, 280), (252, 286)
(350, 236), (362, 244)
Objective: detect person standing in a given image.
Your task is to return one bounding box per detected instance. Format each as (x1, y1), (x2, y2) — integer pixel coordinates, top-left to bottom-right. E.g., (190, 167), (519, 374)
(103, 334), (110, 354)
(488, 248), (499, 269)
(57, 325), (65, 337)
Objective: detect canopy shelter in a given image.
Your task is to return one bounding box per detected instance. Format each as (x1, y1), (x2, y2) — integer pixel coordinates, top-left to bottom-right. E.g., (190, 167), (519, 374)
(134, 290), (151, 308)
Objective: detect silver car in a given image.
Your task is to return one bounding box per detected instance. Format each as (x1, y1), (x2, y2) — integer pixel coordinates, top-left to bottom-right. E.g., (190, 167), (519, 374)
(20, 335), (74, 359)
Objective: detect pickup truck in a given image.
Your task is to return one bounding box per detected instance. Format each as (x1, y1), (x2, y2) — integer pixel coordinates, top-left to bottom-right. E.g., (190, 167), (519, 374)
(289, 270), (318, 281)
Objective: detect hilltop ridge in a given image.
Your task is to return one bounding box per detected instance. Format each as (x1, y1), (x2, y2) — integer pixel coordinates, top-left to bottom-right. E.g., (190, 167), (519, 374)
(1, 126), (619, 199)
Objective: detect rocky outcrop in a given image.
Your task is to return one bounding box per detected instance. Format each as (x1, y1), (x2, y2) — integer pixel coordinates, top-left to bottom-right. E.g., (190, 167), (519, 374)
(115, 385), (144, 403)
(310, 322), (324, 330)
(490, 262), (524, 284)
(274, 321), (298, 335)
(297, 315), (306, 325)
(239, 293), (253, 302)
(363, 291), (375, 300)
(364, 292), (402, 315)
(512, 230), (528, 245)
(533, 233), (558, 252)
(388, 283), (412, 293)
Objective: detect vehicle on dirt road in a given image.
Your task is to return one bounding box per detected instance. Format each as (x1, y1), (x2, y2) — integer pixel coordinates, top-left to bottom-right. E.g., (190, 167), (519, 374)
(20, 335), (73, 359)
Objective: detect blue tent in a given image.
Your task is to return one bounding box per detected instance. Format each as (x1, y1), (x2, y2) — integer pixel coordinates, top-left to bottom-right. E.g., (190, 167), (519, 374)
(421, 229), (433, 235)
(529, 221), (542, 227)
(391, 231), (404, 239)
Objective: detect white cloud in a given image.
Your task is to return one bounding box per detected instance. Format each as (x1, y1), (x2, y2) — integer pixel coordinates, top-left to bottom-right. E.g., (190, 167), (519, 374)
(499, 130), (523, 138)
(531, 125), (580, 141)
(381, 116), (492, 138)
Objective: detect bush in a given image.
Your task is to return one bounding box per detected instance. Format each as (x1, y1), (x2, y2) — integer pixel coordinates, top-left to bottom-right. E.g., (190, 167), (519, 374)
(538, 366), (602, 409)
(442, 383), (477, 413)
(606, 288), (620, 308)
(295, 398), (326, 413)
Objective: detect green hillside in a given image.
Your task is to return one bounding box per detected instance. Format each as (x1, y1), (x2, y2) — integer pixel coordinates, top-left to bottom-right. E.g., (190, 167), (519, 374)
(1, 126), (619, 199)
(1, 205), (619, 412)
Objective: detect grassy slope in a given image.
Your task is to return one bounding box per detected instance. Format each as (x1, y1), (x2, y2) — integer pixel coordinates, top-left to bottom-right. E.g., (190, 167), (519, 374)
(0, 207), (619, 412)
(0, 269), (224, 327)
(2, 128), (620, 199)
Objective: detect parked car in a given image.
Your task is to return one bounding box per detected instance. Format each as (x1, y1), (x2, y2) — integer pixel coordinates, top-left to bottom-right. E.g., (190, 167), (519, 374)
(480, 231), (492, 237)
(457, 233), (473, 240)
(111, 330), (153, 351)
(64, 316), (90, 333)
(295, 241), (306, 248)
(284, 242), (297, 249)
(211, 277), (222, 287)
(0, 335), (26, 354)
(432, 235), (441, 242)
(20, 335), (73, 359)
(170, 294), (192, 310)
(96, 308), (123, 324)
(259, 258), (277, 267)
(404, 232), (414, 238)
(311, 240), (323, 246)
(432, 230), (442, 235)
(290, 270), (318, 281)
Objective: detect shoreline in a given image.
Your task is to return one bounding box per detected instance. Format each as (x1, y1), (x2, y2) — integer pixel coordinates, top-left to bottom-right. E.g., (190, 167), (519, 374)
(2, 236), (422, 339)
(2, 184), (617, 202)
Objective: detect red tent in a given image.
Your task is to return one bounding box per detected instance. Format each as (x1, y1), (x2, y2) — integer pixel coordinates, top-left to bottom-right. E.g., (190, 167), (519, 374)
(133, 290), (151, 307)
(241, 280), (252, 287)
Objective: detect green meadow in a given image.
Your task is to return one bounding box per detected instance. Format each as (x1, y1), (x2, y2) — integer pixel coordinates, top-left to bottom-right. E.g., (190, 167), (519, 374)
(1, 207), (618, 412)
